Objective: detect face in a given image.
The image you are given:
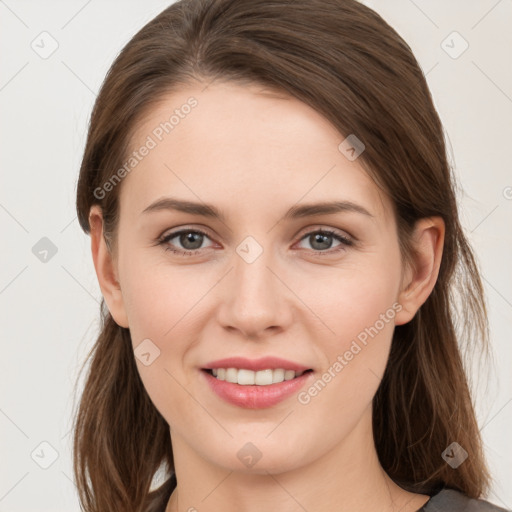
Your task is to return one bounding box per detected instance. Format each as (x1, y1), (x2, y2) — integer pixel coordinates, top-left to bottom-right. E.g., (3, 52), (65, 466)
(107, 81), (413, 474)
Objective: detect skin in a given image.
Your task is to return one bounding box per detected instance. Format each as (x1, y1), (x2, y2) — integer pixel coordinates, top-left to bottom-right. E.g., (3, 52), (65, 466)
(89, 81), (445, 512)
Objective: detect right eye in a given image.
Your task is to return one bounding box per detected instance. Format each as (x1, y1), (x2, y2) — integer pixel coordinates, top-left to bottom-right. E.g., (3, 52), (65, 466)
(158, 228), (215, 256)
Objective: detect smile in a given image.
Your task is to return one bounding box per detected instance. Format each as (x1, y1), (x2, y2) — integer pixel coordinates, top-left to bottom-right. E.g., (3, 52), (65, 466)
(201, 356), (314, 408)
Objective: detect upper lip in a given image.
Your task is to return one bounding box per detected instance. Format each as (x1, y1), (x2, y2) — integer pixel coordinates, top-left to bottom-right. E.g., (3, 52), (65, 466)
(202, 356), (311, 372)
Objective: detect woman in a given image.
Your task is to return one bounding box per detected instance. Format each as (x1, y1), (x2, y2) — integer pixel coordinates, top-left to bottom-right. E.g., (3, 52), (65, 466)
(72, 0), (509, 511)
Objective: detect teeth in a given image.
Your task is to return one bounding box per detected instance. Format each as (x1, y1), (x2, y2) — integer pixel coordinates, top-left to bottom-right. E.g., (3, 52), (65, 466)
(284, 370), (296, 381)
(273, 368), (284, 383)
(238, 369), (255, 385)
(255, 369), (273, 385)
(209, 367), (305, 385)
(226, 368), (238, 383)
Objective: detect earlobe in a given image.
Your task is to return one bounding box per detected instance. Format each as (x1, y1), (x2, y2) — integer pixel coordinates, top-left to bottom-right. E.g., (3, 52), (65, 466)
(394, 217), (445, 326)
(89, 206), (129, 328)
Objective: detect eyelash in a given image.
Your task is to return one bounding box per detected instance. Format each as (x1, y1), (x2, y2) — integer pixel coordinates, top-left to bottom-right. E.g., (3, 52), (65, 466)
(157, 227), (354, 257)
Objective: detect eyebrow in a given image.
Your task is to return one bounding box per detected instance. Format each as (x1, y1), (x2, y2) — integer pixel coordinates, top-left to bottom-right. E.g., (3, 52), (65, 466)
(142, 197), (374, 221)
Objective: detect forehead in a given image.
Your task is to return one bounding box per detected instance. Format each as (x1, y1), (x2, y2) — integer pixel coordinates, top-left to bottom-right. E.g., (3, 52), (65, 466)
(121, 81), (392, 224)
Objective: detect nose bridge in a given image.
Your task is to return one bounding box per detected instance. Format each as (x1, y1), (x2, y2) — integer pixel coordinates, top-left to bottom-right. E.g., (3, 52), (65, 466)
(218, 235), (289, 337)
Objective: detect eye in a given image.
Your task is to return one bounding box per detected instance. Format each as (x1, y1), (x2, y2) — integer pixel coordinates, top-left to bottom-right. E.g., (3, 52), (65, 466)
(296, 229), (353, 254)
(158, 228), (214, 256)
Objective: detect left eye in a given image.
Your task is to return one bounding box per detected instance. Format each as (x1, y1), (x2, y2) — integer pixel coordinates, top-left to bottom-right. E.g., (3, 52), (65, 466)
(158, 228), (353, 256)
(296, 230), (353, 253)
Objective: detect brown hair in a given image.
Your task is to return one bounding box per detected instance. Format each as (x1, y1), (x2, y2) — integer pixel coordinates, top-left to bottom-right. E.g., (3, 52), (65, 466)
(73, 0), (492, 510)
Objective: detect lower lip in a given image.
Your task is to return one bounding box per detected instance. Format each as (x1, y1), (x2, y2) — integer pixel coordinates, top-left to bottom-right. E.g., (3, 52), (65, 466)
(202, 370), (313, 409)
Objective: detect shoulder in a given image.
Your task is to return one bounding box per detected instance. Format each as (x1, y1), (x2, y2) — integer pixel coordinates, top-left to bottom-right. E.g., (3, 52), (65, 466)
(424, 489), (511, 512)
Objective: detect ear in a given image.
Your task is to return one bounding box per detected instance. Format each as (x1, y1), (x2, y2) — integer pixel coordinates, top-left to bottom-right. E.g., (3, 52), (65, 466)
(394, 216), (445, 326)
(89, 205), (129, 328)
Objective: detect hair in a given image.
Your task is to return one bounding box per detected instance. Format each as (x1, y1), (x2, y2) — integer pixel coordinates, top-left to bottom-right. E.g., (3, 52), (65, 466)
(73, 0), (493, 510)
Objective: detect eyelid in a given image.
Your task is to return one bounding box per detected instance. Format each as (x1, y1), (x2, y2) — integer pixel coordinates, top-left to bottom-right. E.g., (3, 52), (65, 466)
(295, 224), (355, 243)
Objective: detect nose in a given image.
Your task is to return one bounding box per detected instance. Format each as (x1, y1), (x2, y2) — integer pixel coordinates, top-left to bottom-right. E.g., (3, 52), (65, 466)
(216, 246), (293, 340)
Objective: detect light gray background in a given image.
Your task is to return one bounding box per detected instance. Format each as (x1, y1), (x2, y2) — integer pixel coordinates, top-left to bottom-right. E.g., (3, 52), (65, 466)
(1, 1), (511, 510)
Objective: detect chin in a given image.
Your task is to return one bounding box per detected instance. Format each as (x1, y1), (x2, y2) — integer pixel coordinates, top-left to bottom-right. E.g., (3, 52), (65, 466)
(203, 435), (311, 476)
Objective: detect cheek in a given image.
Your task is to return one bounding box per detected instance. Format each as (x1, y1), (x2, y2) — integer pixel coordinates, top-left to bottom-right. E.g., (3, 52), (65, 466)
(119, 251), (204, 342)
(294, 277), (400, 448)
(295, 252), (401, 405)
(117, 248), (227, 354)
(118, 256), (209, 427)
(297, 253), (402, 352)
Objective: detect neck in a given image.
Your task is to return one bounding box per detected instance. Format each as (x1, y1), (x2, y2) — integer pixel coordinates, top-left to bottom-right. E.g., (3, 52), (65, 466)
(165, 406), (429, 512)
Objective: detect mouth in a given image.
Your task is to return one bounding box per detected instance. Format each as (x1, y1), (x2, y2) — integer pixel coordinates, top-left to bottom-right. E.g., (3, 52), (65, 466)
(200, 357), (315, 408)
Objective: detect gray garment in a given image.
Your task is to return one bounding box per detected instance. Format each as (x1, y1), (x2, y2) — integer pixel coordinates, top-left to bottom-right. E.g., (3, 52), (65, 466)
(420, 489), (511, 512)
(147, 477), (512, 512)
